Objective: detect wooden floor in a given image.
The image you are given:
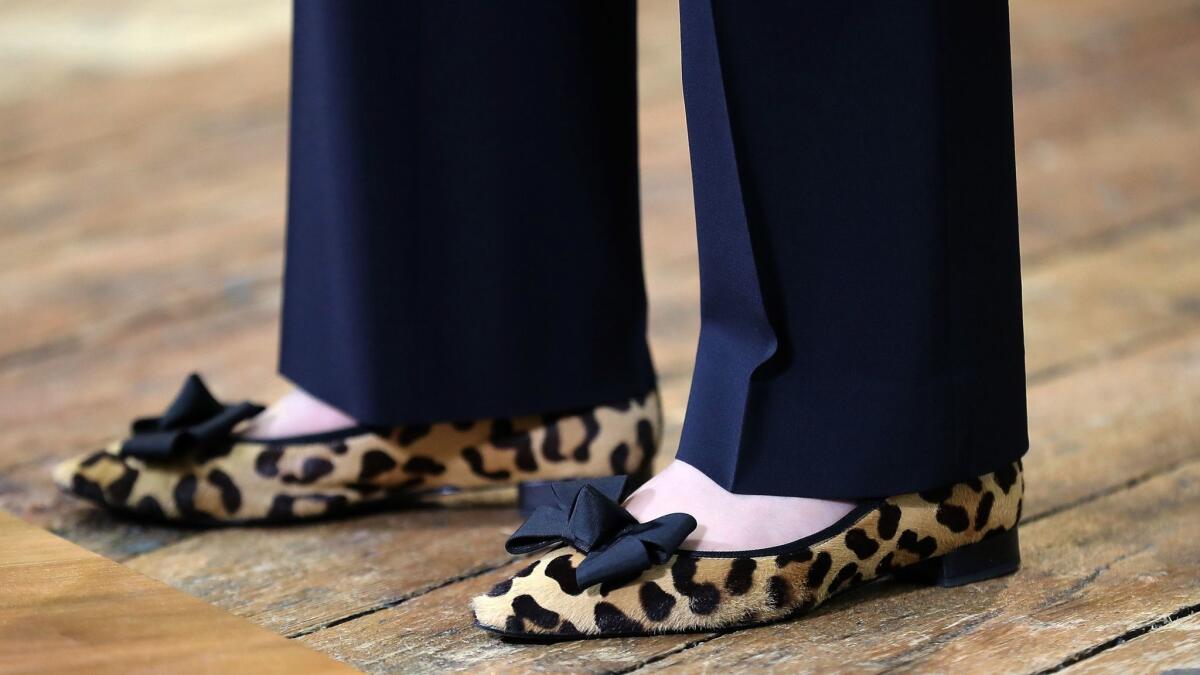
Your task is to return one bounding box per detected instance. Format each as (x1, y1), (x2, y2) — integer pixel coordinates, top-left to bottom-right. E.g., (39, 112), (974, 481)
(0, 511), (352, 674)
(1, 1), (1199, 672)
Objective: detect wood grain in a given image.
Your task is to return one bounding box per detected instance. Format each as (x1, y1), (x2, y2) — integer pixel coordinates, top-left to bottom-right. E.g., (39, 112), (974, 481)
(1059, 613), (1200, 674)
(1024, 324), (1200, 523)
(299, 557), (702, 674)
(124, 508), (523, 638)
(1, 0), (1200, 672)
(1011, 0), (1200, 258)
(1022, 207), (1200, 379)
(0, 510), (353, 675)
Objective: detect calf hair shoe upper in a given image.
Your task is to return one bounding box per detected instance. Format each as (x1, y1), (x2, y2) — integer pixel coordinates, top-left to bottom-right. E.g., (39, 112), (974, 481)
(53, 374), (661, 525)
(472, 461), (1024, 639)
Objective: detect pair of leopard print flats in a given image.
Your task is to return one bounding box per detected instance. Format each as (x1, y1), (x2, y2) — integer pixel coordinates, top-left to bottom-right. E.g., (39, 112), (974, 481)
(53, 374), (661, 524)
(54, 373), (1023, 641)
(472, 461), (1024, 640)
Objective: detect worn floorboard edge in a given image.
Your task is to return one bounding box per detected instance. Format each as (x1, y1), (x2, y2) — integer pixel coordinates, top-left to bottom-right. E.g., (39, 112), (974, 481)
(286, 559), (516, 641)
(0, 87), (283, 168)
(1022, 196), (1200, 268)
(8, 180), (1196, 386)
(0, 272), (279, 374)
(1022, 458), (1191, 527)
(609, 635), (724, 675)
(1035, 601), (1200, 674)
(8, 192), (1193, 381)
(1026, 319), (1200, 385)
(0, 335), (81, 372)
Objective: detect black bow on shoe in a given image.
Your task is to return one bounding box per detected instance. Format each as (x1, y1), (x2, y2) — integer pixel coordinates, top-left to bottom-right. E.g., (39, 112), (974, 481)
(120, 373), (264, 460)
(505, 476), (697, 588)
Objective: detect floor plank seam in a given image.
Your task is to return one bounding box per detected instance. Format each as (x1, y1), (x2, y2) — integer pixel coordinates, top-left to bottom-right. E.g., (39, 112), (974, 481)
(0, 335), (81, 372)
(285, 558), (516, 640)
(1032, 548), (1147, 614)
(1031, 600), (1200, 674)
(0, 273), (281, 376)
(1022, 196), (1200, 270)
(0, 89), (286, 168)
(6, 174), (1199, 384)
(867, 608), (1009, 673)
(1027, 320), (1200, 387)
(1022, 458), (1191, 527)
(608, 633), (724, 674)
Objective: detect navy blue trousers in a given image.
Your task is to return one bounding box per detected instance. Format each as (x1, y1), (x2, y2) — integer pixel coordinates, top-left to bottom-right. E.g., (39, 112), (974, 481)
(281, 1), (1028, 499)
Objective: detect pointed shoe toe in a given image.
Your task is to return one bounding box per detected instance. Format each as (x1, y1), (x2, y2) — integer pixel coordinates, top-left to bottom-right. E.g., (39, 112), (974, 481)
(473, 461), (1025, 639)
(55, 374), (663, 525)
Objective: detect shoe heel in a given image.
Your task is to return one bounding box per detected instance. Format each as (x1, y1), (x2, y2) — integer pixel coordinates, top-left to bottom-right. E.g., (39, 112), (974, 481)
(895, 528), (1021, 588)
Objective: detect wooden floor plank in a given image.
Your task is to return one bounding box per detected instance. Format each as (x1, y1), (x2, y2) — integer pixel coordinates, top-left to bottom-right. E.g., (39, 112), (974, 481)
(1009, 0), (1200, 91)
(1060, 613), (1200, 674)
(0, 511), (353, 675)
(0, 85), (287, 359)
(1012, 2), (1200, 258)
(123, 508), (523, 638)
(1021, 206), (1200, 379)
(637, 462), (1200, 674)
(0, 0), (288, 106)
(0, 39), (288, 162)
(1024, 327), (1200, 523)
(298, 557), (700, 673)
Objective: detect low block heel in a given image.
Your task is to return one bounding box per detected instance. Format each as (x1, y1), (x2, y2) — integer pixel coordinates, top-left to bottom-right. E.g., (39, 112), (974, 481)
(896, 528), (1021, 588)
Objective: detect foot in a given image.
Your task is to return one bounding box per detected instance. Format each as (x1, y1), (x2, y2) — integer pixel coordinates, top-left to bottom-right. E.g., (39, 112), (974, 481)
(54, 373), (663, 524)
(474, 461), (1024, 639)
(623, 460), (856, 551)
(239, 388), (358, 439)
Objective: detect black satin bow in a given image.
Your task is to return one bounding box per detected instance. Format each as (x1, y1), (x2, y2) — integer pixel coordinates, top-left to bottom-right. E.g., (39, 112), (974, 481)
(120, 373), (264, 460)
(505, 476), (697, 588)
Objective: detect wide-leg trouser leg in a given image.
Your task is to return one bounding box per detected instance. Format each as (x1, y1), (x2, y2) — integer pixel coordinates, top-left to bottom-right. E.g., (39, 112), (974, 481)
(279, 1), (654, 426)
(676, 0), (1029, 499)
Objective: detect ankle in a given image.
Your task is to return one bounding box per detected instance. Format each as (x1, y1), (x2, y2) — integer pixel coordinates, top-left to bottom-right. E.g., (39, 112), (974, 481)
(624, 460), (857, 551)
(240, 388), (358, 440)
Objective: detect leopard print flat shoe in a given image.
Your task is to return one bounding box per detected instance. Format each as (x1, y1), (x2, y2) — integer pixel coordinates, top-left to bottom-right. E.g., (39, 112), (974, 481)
(53, 373), (661, 525)
(472, 461), (1023, 639)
